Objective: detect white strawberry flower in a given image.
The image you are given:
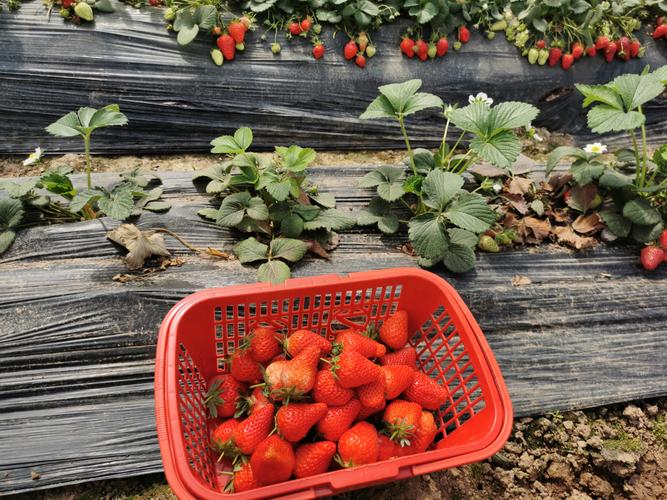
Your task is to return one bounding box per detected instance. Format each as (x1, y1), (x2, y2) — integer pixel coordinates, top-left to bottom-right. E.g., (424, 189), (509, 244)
(533, 132), (543, 142)
(469, 92), (493, 106)
(23, 147), (43, 166)
(584, 143), (607, 154)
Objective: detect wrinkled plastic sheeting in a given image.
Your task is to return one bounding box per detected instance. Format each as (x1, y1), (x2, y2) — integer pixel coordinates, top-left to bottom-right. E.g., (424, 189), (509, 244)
(0, 4), (666, 154)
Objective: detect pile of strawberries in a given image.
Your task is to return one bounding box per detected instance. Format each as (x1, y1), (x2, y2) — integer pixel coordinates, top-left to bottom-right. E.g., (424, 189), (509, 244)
(527, 35), (643, 70)
(204, 310), (448, 493)
(653, 17), (667, 40)
(211, 17), (252, 66)
(399, 26), (470, 61)
(640, 229), (667, 271)
(343, 32), (376, 68)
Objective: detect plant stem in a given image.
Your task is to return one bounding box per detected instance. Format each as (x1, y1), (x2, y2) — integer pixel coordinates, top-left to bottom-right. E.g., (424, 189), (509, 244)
(153, 228), (231, 258)
(630, 131), (642, 186)
(445, 131), (466, 170)
(639, 106), (648, 188)
(439, 117), (450, 168)
(398, 115), (416, 175)
(84, 132), (92, 190)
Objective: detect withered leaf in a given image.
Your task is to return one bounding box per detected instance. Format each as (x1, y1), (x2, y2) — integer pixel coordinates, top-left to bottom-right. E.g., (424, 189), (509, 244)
(511, 275), (532, 286)
(566, 184), (598, 212)
(508, 177), (534, 195)
(510, 154), (537, 175)
(468, 163), (508, 178)
(554, 226), (597, 250)
(572, 213), (604, 235)
(502, 212), (518, 229)
(306, 240), (331, 260)
(505, 193), (529, 215)
(107, 224), (171, 270)
(548, 172), (573, 191)
(517, 216), (552, 244)
(545, 208), (570, 223)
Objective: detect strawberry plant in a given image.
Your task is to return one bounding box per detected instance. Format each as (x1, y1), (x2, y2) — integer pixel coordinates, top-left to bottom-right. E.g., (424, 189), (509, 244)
(547, 65), (667, 266)
(357, 79), (538, 272)
(194, 127), (354, 283)
(0, 198), (23, 255)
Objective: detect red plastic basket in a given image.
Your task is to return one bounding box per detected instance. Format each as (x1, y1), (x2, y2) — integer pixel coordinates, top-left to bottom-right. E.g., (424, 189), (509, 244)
(155, 268), (513, 499)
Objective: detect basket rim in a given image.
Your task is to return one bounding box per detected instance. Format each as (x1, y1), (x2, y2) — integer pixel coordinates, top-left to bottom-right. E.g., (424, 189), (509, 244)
(154, 268), (513, 499)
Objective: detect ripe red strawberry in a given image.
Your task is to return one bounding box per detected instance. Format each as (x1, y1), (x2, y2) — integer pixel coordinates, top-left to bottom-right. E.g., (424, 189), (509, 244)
(383, 399), (422, 445)
(403, 372), (448, 410)
(355, 54), (366, 68)
(205, 374), (246, 418)
(357, 377), (385, 408)
(250, 435), (295, 485)
(458, 26), (470, 43)
(288, 21), (302, 35)
(338, 422), (379, 467)
(658, 229), (667, 252)
(379, 346), (417, 368)
(217, 34), (235, 61)
(247, 327), (282, 363)
(235, 386), (270, 418)
(414, 39), (428, 61)
(317, 399), (361, 442)
(618, 36), (630, 55)
(629, 40), (641, 58)
(379, 310), (408, 350)
(377, 434), (399, 461)
(604, 42), (617, 63)
(284, 329), (332, 357)
(228, 21), (246, 44)
(230, 462), (259, 493)
(312, 369), (354, 406)
(653, 24), (667, 39)
(595, 35), (610, 49)
(276, 402), (328, 442)
(335, 329), (385, 358)
(231, 403), (275, 455)
(548, 47), (562, 66)
(210, 418), (240, 451)
(344, 40), (358, 60)
(586, 45), (597, 57)
(230, 349), (262, 383)
(300, 17), (312, 33)
(293, 441), (337, 478)
(571, 42), (584, 60)
(400, 37), (415, 58)
(561, 53), (574, 70)
(265, 344), (320, 400)
(382, 365), (415, 399)
(640, 246), (664, 271)
(62, 0), (75, 7)
(356, 398), (386, 421)
(436, 37), (449, 57)
(536, 39), (546, 49)
(400, 410), (438, 455)
(332, 349), (382, 388)
(312, 43), (325, 60)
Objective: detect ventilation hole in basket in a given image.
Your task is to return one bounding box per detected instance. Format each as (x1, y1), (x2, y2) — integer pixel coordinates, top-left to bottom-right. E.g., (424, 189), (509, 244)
(260, 302), (268, 315)
(217, 358), (226, 371)
(248, 303), (257, 317)
(324, 293), (332, 307)
(394, 285), (402, 297)
(216, 342), (224, 356)
(334, 292), (342, 306)
(214, 307), (222, 321)
(303, 296), (311, 310)
(301, 314), (311, 328)
(271, 300), (279, 314)
(223, 305), (232, 320)
(312, 311), (320, 325)
(365, 288), (373, 301)
(314, 295), (322, 308)
(215, 325), (223, 339)
(237, 323), (246, 336)
(235, 304), (244, 318)
(380, 303), (388, 316)
(281, 298), (289, 313)
(371, 304), (379, 317)
(227, 340), (235, 352)
(383, 286), (393, 300)
(322, 311), (329, 325)
(226, 324), (234, 336)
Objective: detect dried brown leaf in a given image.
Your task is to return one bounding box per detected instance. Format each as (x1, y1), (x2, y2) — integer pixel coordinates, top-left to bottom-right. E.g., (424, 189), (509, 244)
(505, 193), (529, 215)
(107, 224), (171, 270)
(572, 213), (604, 235)
(566, 184), (598, 212)
(511, 275), (532, 286)
(545, 208), (570, 223)
(468, 163), (508, 178)
(554, 226), (597, 250)
(508, 177), (534, 195)
(548, 172), (573, 191)
(517, 216), (552, 244)
(306, 240), (331, 260)
(510, 154), (537, 175)
(206, 247), (233, 259)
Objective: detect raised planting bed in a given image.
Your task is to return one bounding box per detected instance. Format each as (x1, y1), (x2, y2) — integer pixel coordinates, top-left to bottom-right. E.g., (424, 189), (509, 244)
(1, 4), (667, 155)
(0, 168), (665, 495)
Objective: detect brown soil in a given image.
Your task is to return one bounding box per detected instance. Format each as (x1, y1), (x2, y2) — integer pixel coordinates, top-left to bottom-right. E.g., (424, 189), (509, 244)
(11, 399), (666, 500)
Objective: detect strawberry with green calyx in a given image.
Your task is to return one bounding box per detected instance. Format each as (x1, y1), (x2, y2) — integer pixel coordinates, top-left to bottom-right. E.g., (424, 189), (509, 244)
(629, 40), (641, 58)
(293, 441), (337, 478)
(250, 435), (295, 485)
(230, 462), (259, 493)
(235, 386), (270, 418)
(653, 23), (667, 39)
(617, 36), (631, 61)
(357, 377), (385, 408)
(414, 39), (428, 61)
(228, 20), (247, 44)
(283, 329), (332, 357)
(317, 398), (361, 441)
(217, 34), (236, 61)
(378, 434), (399, 460)
(398, 410), (438, 455)
(595, 35), (610, 49)
(383, 399), (422, 446)
(658, 229), (667, 252)
(436, 37), (448, 57)
(271, 42), (281, 54)
(586, 45), (597, 57)
(537, 48), (549, 65)
(427, 43), (437, 59)
(337, 422), (379, 467)
(640, 246), (664, 271)
(334, 329), (385, 358)
(458, 26), (470, 43)
(344, 39), (358, 60)
(211, 26), (222, 37)
(276, 402), (328, 442)
(355, 54), (367, 68)
(548, 47), (562, 66)
(205, 373), (247, 418)
(329, 349), (382, 388)
(163, 6), (175, 20)
(382, 365), (415, 399)
(210, 418), (240, 457)
(379, 310), (408, 350)
(356, 397), (386, 421)
(379, 346), (417, 367)
(357, 32), (369, 52)
(604, 41), (617, 62)
(288, 21), (302, 36)
(535, 39), (546, 49)
(246, 326), (282, 363)
(231, 403), (275, 455)
(300, 17), (312, 33)
(230, 348), (263, 383)
(453, 40), (462, 51)
(561, 53), (574, 70)
(400, 37), (415, 58)
(264, 344), (320, 401)
(312, 368), (354, 406)
(403, 371), (448, 410)
(527, 47), (539, 65)
(312, 42), (325, 60)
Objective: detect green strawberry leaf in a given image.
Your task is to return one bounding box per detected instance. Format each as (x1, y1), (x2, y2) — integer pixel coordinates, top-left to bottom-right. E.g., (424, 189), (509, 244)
(0, 198), (24, 229)
(408, 213), (448, 260)
(0, 230), (16, 255)
(445, 192), (496, 233)
(233, 237), (269, 264)
(442, 243), (476, 273)
(422, 170), (464, 210)
(358, 166), (405, 202)
(257, 260), (291, 284)
(270, 238), (309, 262)
(622, 199), (661, 226)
